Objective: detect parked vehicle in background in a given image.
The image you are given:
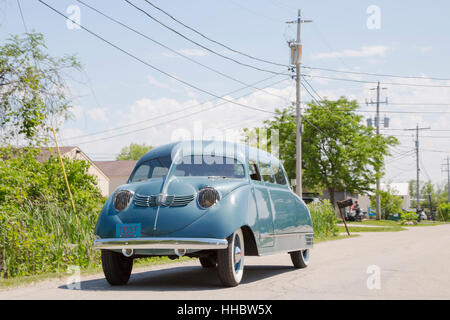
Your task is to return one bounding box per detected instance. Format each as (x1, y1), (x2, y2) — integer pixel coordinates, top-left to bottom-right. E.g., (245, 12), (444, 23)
(302, 194), (320, 205)
(94, 140), (314, 287)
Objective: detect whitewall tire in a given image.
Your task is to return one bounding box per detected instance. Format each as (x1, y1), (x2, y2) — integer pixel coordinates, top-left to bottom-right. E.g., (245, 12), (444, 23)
(217, 228), (245, 286)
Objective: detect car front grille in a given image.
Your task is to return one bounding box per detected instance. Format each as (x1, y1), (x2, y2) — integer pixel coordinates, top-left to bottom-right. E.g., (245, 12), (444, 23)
(134, 194), (195, 207)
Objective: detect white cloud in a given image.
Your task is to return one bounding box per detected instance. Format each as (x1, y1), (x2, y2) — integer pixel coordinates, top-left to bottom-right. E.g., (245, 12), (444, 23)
(69, 105), (84, 120)
(86, 108), (108, 122)
(311, 45), (390, 59)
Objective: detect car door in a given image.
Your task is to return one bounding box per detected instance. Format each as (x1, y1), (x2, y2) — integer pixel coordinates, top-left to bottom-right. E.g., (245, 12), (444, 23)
(248, 159), (275, 247)
(268, 158), (299, 234)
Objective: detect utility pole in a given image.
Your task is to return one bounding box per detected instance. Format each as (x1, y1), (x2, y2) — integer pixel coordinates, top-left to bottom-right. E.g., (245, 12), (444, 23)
(287, 10), (312, 197)
(405, 124), (430, 212)
(442, 156), (450, 203)
(366, 82), (388, 220)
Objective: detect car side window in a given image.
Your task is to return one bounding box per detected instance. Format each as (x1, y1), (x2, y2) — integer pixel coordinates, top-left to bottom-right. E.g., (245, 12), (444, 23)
(272, 161), (287, 185)
(248, 160), (261, 181)
(259, 161), (275, 183)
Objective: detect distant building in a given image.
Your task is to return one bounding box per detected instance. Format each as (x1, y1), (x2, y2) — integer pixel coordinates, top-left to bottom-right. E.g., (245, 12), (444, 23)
(94, 160), (137, 196)
(38, 146), (110, 197)
(380, 182), (411, 210)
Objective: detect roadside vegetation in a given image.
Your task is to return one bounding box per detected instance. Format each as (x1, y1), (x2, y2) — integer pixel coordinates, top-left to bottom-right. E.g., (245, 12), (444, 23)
(307, 200), (343, 241)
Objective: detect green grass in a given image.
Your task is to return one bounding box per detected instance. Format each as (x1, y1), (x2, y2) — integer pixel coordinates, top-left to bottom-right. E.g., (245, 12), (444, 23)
(315, 234), (360, 243)
(0, 256), (194, 289)
(337, 225), (405, 233)
(338, 219), (446, 227)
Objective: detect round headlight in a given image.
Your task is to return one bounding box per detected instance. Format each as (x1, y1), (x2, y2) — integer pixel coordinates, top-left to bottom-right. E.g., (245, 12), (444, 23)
(113, 190), (134, 212)
(197, 187), (220, 209)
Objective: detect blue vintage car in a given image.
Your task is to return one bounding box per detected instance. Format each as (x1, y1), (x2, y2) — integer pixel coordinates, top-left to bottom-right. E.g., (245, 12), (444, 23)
(94, 140), (313, 286)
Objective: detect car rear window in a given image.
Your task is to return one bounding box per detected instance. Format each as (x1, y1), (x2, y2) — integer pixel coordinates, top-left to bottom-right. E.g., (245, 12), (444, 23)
(173, 155), (245, 178)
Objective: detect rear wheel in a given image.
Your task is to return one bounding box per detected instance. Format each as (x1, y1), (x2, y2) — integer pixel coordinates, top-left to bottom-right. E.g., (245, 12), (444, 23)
(101, 249), (133, 285)
(290, 249), (310, 268)
(199, 256), (217, 268)
(217, 228), (245, 287)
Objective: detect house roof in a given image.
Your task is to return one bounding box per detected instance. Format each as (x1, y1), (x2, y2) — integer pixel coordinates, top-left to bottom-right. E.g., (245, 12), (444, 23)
(37, 146), (78, 162)
(94, 160), (138, 178)
(34, 146), (109, 181)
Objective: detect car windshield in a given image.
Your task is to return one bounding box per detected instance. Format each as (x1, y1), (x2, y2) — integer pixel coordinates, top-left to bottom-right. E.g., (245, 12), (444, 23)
(130, 156), (172, 183)
(173, 155), (245, 178)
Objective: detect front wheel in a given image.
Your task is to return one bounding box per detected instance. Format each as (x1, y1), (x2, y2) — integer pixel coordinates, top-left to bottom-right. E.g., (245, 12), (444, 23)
(101, 249), (133, 285)
(217, 228), (245, 286)
(290, 249), (310, 268)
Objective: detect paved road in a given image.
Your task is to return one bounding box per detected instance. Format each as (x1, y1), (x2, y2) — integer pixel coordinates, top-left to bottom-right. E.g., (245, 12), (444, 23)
(1, 224), (449, 300)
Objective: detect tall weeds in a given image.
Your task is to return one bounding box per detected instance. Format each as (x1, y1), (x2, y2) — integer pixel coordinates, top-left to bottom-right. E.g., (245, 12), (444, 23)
(308, 200), (338, 237)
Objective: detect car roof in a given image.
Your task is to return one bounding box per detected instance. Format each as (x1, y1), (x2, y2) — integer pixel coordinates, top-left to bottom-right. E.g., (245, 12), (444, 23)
(137, 140), (277, 165)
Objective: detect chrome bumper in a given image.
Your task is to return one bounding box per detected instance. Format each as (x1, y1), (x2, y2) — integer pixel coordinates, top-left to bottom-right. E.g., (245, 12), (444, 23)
(93, 237), (228, 250)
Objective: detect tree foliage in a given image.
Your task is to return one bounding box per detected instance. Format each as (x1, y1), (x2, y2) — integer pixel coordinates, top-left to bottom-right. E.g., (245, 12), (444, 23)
(248, 97), (398, 206)
(116, 142), (153, 160)
(0, 32), (80, 145)
(370, 186), (403, 220)
(0, 147), (104, 278)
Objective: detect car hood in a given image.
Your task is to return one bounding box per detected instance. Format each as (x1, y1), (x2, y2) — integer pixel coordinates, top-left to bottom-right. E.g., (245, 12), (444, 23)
(111, 177), (249, 236)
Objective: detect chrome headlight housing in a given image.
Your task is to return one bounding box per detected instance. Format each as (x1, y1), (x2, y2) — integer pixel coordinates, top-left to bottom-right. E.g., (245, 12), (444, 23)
(113, 189), (134, 212)
(197, 187), (220, 209)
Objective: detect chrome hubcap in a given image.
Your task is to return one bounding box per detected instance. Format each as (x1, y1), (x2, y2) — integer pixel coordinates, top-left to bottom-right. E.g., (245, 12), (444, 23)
(234, 246), (242, 264)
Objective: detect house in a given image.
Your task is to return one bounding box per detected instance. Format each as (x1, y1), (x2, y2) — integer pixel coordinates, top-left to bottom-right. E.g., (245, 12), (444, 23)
(38, 146), (110, 197)
(380, 182), (411, 210)
(94, 160), (137, 196)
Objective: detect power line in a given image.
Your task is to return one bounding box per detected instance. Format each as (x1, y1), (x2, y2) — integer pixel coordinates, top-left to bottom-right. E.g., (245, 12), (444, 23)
(75, 0), (288, 101)
(123, 0), (287, 75)
(71, 77), (289, 144)
(382, 128), (450, 132)
(383, 134), (450, 138)
(38, 0), (279, 119)
(303, 74), (450, 88)
(142, 0), (288, 68)
(16, 0), (28, 33)
(64, 75), (287, 141)
(303, 66), (450, 82)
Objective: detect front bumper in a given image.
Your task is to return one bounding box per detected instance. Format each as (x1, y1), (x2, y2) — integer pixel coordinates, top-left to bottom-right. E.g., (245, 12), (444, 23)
(93, 237), (228, 250)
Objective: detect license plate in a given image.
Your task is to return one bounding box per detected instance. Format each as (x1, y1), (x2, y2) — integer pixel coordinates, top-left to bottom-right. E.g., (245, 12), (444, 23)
(116, 223), (141, 238)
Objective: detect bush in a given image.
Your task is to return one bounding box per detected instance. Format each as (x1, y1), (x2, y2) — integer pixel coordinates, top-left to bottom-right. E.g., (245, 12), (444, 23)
(0, 147), (104, 278)
(308, 200), (338, 237)
(400, 210), (417, 222)
(437, 203), (450, 221)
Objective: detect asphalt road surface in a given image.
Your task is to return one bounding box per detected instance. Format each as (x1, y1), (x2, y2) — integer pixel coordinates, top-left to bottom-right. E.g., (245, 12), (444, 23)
(1, 224), (449, 300)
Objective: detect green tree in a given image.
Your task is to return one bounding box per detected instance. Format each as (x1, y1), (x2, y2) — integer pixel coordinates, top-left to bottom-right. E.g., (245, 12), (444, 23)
(370, 186), (403, 220)
(116, 143), (153, 160)
(251, 97), (398, 207)
(0, 32), (80, 145)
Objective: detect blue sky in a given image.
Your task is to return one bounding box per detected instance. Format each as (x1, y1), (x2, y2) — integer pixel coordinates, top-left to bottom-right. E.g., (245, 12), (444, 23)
(1, 0), (449, 187)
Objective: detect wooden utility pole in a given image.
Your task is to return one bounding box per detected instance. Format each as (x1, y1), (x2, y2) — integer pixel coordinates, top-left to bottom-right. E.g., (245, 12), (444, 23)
(405, 124), (430, 213)
(366, 82), (388, 220)
(287, 10), (311, 197)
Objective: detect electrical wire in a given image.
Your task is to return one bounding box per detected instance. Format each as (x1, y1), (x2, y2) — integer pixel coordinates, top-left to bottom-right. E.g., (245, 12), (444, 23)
(16, 0), (29, 33)
(142, 0), (289, 67)
(72, 77), (289, 145)
(303, 66), (450, 82)
(64, 75), (288, 141)
(75, 0), (288, 101)
(38, 0), (279, 119)
(123, 0), (287, 75)
(303, 74), (450, 88)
